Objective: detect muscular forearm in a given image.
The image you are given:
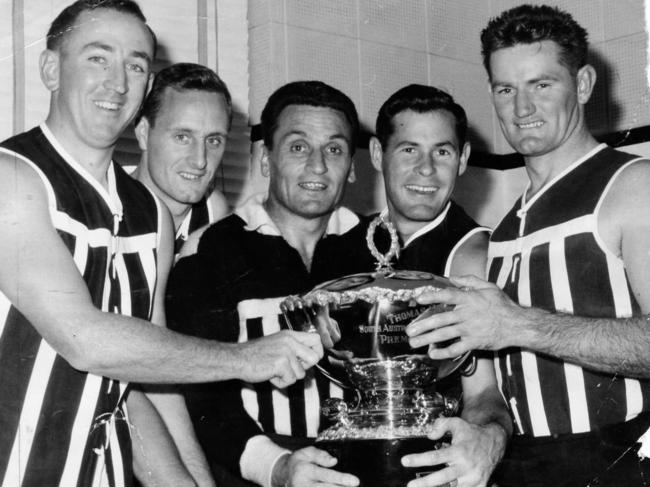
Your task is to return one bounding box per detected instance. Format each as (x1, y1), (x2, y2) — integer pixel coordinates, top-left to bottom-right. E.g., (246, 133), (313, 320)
(514, 307), (650, 378)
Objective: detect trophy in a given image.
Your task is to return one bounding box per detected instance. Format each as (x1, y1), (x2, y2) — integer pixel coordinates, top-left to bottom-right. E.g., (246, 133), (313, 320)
(281, 216), (472, 487)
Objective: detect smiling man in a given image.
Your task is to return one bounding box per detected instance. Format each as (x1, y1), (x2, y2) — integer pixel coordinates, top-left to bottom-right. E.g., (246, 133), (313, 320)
(166, 81), (362, 487)
(0, 2), (323, 486)
(133, 63), (230, 256)
(336, 84), (511, 487)
(406, 5), (650, 486)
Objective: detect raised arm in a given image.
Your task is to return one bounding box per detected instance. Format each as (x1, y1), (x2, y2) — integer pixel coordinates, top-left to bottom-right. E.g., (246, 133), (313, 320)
(0, 155), (322, 385)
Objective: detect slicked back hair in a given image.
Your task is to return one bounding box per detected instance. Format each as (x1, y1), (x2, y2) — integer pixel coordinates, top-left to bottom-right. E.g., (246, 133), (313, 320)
(46, 0), (157, 58)
(375, 84), (468, 149)
(480, 4), (588, 78)
(261, 81), (359, 155)
(136, 63), (233, 129)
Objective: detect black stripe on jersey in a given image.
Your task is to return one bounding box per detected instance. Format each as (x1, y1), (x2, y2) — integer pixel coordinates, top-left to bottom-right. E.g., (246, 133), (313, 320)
(584, 371), (626, 427)
(537, 355), (572, 433)
(189, 198), (209, 235)
(529, 242), (554, 311)
(0, 309), (41, 481)
(21, 355), (86, 486)
(122, 252), (152, 320)
(278, 313), (308, 435)
(78, 244), (110, 310)
(246, 317), (276, 434)
(565, 234), (615, 318)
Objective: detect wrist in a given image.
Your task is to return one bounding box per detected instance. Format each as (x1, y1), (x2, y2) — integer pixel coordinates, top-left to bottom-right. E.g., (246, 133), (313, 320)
(270, 452), (290, 487)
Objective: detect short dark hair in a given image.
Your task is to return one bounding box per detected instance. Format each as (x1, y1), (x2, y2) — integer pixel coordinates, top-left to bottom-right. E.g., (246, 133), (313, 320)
(480, 4), (588, 77)
(375, 84), (468, 149)
(46, 0), (157, 58)
(136, 63), (233, 129)
(261, 81), (359, 155)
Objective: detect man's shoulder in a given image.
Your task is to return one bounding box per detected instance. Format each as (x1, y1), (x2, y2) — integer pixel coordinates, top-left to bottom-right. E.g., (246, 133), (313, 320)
(195, 214), (249, 254)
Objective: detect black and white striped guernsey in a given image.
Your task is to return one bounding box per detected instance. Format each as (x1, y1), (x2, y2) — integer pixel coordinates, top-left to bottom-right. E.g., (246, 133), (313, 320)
(487, 144), (650, 437)
(0, 125), (161, 487)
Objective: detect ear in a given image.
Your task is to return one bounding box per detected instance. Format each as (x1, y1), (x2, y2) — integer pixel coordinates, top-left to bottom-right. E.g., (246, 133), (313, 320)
(134, 117), (150, 152)
(576, 64), (597, 105)
(39, 49), (60, 92)
(260, 145), (271, 177)
(347, 161), (356, 183)
(458, 141), (471, 177)
(369, 136), (383, 173)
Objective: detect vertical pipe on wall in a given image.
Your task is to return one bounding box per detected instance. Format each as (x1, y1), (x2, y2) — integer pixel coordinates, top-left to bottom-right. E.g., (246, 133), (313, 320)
(12, 0), (25, 135)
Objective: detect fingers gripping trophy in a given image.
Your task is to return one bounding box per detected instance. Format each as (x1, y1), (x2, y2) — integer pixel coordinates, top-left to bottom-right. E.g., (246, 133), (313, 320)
(281, 216), (474, 486)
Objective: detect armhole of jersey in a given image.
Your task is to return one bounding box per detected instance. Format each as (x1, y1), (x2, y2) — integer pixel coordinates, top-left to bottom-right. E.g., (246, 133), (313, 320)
(0, 147), (57, 210)
(592, 157), (644, 262)
(444, 226), (491, 277)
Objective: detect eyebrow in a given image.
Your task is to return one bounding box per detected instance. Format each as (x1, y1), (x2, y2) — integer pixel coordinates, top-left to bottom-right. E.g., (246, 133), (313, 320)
(81, 41), (152, 65)
(283, 130), (350, 143)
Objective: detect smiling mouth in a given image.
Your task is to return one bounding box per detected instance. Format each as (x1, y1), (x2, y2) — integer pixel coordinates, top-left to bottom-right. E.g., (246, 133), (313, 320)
(94, 101), (121, 111)
(179, 172), (203, 181)
(299, 182), (327, 191)
(405, 184), (438, 194)
(516, 121), (544, 129)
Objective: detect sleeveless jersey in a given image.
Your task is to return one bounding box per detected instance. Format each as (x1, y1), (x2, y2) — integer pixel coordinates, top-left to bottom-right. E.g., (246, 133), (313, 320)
(487, 144), (650, 437)
(0, 125), (160, 487)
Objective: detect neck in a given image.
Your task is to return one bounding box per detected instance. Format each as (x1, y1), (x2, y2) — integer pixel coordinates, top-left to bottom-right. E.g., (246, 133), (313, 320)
(44, 116), (115, 189)
(264, 200), (330, 271)
(524, 126), (599, 198)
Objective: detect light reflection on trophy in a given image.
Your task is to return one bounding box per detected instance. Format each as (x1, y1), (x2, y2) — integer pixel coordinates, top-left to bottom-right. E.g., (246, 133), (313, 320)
(281, 217), (472, 487)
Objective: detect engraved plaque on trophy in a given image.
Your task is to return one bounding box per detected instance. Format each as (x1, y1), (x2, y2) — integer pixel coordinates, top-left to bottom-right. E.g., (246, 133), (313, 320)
(281, 216), (471, 487)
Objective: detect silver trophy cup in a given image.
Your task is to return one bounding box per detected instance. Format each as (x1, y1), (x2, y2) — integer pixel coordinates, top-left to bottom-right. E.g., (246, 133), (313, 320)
(280, 217), (471, 486)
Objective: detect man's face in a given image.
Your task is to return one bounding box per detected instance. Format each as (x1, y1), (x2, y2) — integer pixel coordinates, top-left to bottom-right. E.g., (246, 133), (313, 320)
(46, 8), (154, 151)
(372, 109), (468, 232)
(136, 88), (229, 214)
(264, 105), (353, 221)
(489, 40), (584, 158)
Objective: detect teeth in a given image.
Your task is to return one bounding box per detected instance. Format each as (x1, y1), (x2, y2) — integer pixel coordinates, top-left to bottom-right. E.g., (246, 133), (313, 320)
(516, 121), (544, 129)
(179, 172), (201, 180)
(95, 101), (119, 110)
(299, 182), (326, 190)
(406, 185), (437, 194)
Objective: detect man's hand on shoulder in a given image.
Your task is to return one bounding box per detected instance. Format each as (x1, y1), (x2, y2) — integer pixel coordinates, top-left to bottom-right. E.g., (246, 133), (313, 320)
(234, 330), (324, 388)
(272, 447), (359, 487)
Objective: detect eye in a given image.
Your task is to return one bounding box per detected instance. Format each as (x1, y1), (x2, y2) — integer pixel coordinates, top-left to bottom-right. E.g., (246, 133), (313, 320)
(326, 145), (344, 155)
(207, 136), (223, 148)
(496, 87), (512, 96)
(127, 63), (146, 74)
(401, 146), (417, 154)
(436, 148), (451, 156)
(174, 133), (190, 144)
(537, 82), (551, 89)
(88, 56), (107, 65)
(290, 143), (307, 153)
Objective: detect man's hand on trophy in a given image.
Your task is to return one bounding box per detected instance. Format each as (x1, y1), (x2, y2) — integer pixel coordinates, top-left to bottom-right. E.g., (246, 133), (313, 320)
(271, 447), (360, 487)
(236, 331), (324, 388)
(401, 417), (504, 487)
(406, 275), (527, 358)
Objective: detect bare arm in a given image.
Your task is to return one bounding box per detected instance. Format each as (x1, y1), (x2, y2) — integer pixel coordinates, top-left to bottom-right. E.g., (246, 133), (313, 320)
(0, 155), (322, 385)
(407, 161), (650, 378)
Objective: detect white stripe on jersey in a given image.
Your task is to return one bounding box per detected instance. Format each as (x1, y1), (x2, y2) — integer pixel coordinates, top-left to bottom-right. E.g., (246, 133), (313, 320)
(2, 341), (57, 487)
(59, 374), (104, 486)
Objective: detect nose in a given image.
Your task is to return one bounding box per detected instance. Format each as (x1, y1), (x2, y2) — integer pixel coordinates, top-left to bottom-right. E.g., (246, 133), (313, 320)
(514, 90), (534, 118)
(190, 142), (208, 170)
(104, 63), (127, 94)
(417, 153), (435, 176)
(306, 149), (327, 174)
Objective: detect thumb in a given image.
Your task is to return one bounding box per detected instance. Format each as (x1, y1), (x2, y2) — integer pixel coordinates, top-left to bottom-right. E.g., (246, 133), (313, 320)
(449, 274), (488, 289)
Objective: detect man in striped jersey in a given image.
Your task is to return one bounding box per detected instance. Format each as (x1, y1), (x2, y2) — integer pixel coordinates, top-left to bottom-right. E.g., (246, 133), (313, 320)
(132, 63), (230, 258)
(406, 4), (650, 486)
(166, 81), (363, 487)
(0, 2), (323, 486)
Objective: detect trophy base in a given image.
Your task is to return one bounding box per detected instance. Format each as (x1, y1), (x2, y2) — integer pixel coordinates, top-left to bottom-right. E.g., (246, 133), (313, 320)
(317, 437), (446, 487)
